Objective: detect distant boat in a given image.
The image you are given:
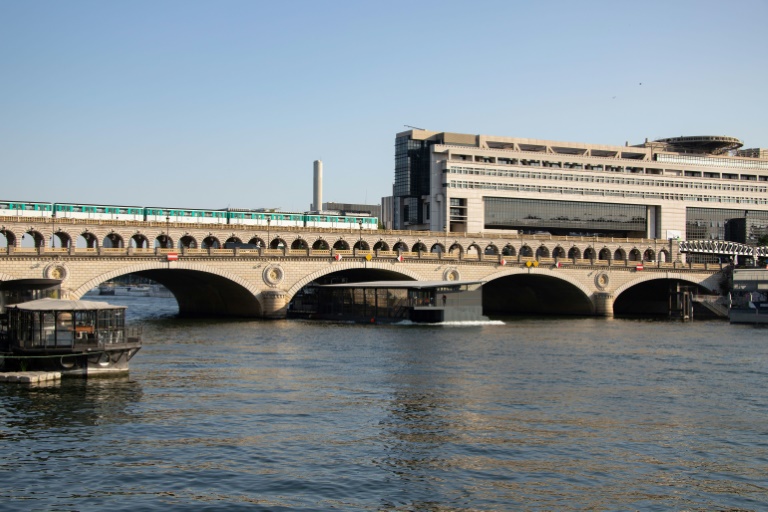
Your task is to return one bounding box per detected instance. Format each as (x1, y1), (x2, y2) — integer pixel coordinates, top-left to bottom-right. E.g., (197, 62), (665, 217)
(99, 284), (151, 297)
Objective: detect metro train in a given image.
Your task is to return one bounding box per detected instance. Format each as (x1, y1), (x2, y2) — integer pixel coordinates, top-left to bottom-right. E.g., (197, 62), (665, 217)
(0, 200), (379, 230)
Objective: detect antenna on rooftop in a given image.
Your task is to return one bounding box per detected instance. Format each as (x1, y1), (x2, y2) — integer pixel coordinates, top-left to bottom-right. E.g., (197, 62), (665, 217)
(404, 125), (425, 130)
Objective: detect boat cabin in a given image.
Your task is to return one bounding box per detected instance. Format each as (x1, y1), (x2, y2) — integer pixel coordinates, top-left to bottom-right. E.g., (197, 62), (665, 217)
(290, 280), (487, 323)
(0, 298), (141, 374)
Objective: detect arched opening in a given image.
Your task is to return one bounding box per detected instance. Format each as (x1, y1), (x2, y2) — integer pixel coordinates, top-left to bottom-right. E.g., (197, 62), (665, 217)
(536, 245), (550, 259)
(225, 236), (243, 245)
(484, 244), (498, 255)
(449, 243), (463, 257)
(131, 233), (149, 249)
(21, 230), (46, 248)
(78, 232), (99, 249)
(659, 249), (670, 263)
(103, 233), (124, 249)
(103, 268), (260, 318)
(202, 236), (221, 249)
(467, 244), (481, 258)
(373, 240), (389, 252)
(614, 248), (627, 261)
(353, 240), (370, 251)
(629, 248), (642, 262)
(568, 246), (581, 260)
(502, 244), (516, 256)
(155, 234), (174, 249)
(598, 248), (611, 261)
(553, 246), (566, 259)
(483, 274), (593, 316)
(333, 239), (350, 251)
(270, 237), (286, 250)
(614, 279), (711, 317)
(0, 229), (17, 248)
(180, 235), (198, 249)
(412, 242), (427, 253)
(520, 245), (533, 257)
(430, 243), (445, 254)
(393, 241), (408, 252)
(584, 247), (596, 260)
(312, 239), (329, 250)
(292, 238), (309, 250)
(247, 237), (265, 248)
(51, 230), (71, 248)
(643, 249), (656, 262)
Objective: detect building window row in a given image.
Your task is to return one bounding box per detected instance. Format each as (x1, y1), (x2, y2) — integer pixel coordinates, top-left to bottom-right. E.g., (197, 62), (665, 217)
(446, 166), (768, 194)
(447, 180), (768, 206)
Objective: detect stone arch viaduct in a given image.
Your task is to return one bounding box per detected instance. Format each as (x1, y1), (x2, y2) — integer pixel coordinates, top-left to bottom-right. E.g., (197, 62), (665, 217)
(0, 216), (726, 318)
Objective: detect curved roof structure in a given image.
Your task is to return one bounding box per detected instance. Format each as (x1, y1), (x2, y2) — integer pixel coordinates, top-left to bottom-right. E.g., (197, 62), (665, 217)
(653, 135), (743, 155)
(10, 298), (125, 311)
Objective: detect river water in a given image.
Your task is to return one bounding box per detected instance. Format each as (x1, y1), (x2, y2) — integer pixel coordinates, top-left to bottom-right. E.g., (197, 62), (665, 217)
(1, 296), (766, 511)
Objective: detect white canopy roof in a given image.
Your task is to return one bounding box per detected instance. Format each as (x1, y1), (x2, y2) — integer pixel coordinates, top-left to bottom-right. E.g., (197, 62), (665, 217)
(10, 298), (126, 311)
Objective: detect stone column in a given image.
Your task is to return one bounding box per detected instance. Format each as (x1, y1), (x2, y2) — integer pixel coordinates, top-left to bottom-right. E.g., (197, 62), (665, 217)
(593, 292), (614, 317)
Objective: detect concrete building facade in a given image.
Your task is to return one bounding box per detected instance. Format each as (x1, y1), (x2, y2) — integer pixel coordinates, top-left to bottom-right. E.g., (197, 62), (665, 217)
(393, 130), (768, 260)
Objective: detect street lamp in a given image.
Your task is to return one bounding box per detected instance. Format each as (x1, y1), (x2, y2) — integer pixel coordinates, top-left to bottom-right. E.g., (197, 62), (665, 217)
(358, 219), (363, 250)
(267, 215), (271, 250)
(166, 215), (171, 249)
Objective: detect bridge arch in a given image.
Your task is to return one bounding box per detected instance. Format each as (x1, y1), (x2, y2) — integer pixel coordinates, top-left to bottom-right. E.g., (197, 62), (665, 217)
(312, 238), (329, 250)
(292, 238), (309, 250)
(373, 240), (389, 251)
(484, 244), (499, 255)
(430, 243), (445, 254)
(180, 234), (197, 249)
(520, 245), (533, 257)
(536, 245), (550, 258)
(72, 262), (264, 317)
(155, 234), (173, 249)
(202, 235), (221, 249)
(286, 262), (425, 299)
(643, 248), (656, 261)
(104, 232), (124, 248)
(598, 248), (611, 261)
(354, 239), (370, 251)
(482, 268), (595, 316)
(501, 244), (516, 256)
(0, 228), (17, 247)
(584, 247), (596, 260)
(614, 248), (626, 261)
(131, 233), (149, 249)
(393, 241), (408, 252)
(449, 243), (464, 257)
(568, 246), (581, 259)
(629, 248), (642, 261)
(248, 236), (265, 248)
(553, 246), (566, 259)
(333, 239), (350, 251)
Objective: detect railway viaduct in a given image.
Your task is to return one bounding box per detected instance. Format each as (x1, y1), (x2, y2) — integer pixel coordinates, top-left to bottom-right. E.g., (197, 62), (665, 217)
(0, 216), (726, 318)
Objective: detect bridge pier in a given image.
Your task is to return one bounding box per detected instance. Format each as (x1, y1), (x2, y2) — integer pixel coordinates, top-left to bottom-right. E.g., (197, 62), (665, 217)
(593, 292), (614, 317)
(260, 290), (288, 319)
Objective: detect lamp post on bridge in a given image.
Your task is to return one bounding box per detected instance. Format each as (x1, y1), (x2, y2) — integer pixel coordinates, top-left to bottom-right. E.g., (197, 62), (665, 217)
(358, 219), (363, 252)
(166, 215), (171, 249)
(267, 215), (271, 250)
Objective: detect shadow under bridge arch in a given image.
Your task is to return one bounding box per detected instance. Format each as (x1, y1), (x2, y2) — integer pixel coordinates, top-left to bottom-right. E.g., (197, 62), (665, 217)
(126, 268), (263, 318)
(482, 273), (594, 316)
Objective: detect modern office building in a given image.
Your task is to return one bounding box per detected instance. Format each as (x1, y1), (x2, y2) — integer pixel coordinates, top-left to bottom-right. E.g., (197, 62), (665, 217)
(393, 129), (768, 249)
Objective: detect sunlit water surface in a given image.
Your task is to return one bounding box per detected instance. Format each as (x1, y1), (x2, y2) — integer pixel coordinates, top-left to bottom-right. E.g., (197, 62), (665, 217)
(1, 296), (767, 511)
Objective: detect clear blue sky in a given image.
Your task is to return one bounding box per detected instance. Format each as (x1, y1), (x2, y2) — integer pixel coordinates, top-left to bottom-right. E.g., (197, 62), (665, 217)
(2, 0), (767, 212)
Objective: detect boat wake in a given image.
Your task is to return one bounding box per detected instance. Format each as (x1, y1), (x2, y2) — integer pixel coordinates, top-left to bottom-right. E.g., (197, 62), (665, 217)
(394, 319), (505, 327)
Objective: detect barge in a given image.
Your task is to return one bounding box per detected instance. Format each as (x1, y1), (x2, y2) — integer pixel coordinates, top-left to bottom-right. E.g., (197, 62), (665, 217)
(290, 280), (488, 324)
(0, 298), (141, 375)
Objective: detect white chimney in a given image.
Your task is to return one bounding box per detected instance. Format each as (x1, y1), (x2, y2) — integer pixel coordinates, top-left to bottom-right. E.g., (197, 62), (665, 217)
(313, 160), (323, 211)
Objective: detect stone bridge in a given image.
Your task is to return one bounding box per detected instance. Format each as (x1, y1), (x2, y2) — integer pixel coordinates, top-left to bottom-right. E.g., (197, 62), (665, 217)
(0, 216), (725, 318)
